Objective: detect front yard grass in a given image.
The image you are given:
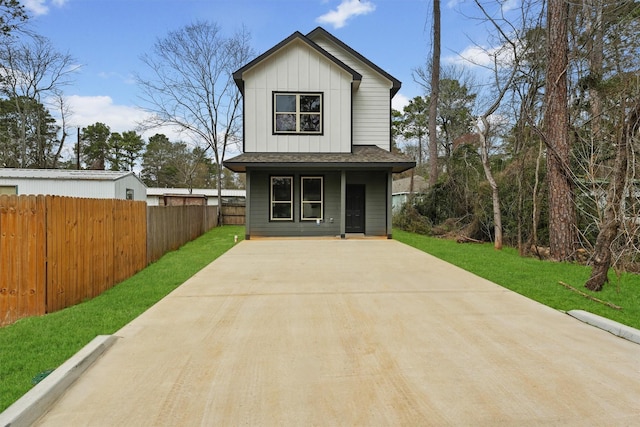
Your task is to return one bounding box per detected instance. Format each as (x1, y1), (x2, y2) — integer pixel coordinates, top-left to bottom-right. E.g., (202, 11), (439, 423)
(0, 225), (244, 412)
(393, 229), (640, 331)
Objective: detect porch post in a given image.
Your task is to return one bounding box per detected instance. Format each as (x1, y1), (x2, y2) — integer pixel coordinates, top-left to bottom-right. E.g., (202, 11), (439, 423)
(386, 171), (393, 239)
(340, 170), (346, 238)
(245, 169), (251, 240)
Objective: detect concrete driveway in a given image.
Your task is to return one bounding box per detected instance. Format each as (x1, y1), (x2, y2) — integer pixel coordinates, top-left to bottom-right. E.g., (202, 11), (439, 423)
(35, 239), (640, 426)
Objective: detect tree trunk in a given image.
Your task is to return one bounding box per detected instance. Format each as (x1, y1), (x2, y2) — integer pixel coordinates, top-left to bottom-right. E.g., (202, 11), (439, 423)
(544, 0), (577, 261)
(428, 0), (440, 187)
(531, 140), (544, 250)
(479, 118), (502, 250)
(585, 102), (639, 291)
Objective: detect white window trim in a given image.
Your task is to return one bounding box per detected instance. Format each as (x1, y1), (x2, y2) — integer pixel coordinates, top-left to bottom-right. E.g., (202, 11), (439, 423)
(273, 92), (323, 135)
(270, 176), (293, 221)
(301, 176), (323, 221)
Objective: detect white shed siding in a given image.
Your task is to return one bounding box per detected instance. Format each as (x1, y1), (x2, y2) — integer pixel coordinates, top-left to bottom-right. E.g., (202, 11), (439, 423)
(0, 170), (147, 201)
(113, 177), (147, 201)
(1, 178), (112, 198)
(312, 37), (392, 150)
(243, 40), (353, 153)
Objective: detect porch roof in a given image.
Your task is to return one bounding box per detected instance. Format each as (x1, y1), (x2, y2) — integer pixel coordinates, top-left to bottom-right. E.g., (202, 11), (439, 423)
(223, 145), (415, 173)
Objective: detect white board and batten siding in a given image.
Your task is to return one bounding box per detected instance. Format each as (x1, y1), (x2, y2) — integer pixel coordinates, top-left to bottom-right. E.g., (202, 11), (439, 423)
(312, 36), (393, 151)
(242, 39), (353, 154)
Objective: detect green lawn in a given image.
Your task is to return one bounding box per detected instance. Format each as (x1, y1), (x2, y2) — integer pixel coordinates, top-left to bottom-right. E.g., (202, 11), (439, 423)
(0, 225), (244, 412)
(393, 229), (640, 330)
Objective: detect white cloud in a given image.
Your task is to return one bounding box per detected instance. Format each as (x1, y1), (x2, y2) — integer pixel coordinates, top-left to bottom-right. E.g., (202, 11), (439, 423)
(22, 0), (48, 16)
(444, 45), (496, 67)
(98, 71), (136, 85)
(22, 0), (68, 16)
(501, 0), (520, 13)
(64, 95), (195, 145)
(392, 92), (409, 112)
(316, 0), (376, 29)
(66, 95), (147, 133)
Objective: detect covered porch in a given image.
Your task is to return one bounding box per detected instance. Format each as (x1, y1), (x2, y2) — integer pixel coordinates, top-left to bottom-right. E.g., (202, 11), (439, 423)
(223, 146), (414, 239)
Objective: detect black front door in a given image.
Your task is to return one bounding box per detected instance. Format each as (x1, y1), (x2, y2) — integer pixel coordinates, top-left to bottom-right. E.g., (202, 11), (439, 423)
(345, 184), (365, 233)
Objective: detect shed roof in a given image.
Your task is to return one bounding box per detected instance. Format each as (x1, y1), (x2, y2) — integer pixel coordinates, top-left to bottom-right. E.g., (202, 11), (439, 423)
(146, 188), (246, 197)
(392, 176), (429, 194)
(223, 145), (415, 173)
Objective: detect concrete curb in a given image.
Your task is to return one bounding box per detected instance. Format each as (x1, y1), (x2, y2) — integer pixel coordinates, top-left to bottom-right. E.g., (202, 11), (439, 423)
(0, 334), (117, 427)
(567, 310), (640, 345)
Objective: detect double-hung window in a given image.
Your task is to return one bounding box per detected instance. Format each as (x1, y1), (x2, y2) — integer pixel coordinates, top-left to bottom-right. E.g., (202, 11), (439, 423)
(301, 176), (323, 220)
(274, 92), (322, 134)
(270, 176), (293, 220)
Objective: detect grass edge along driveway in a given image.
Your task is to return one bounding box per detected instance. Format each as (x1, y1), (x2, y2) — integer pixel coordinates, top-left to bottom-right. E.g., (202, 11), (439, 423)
(0, 225), (244, 412)
(393, 229), (640, 332)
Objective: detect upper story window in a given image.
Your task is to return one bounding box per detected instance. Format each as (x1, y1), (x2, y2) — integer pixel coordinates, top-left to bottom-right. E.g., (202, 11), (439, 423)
(274, 92), (323, 135)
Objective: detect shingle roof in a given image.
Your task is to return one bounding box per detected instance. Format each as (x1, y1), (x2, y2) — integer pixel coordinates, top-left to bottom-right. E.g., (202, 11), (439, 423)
(223, 145), (415, 173)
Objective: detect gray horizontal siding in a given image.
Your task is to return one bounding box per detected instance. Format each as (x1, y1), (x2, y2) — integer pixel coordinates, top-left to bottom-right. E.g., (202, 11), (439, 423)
(248, 169), (342, 237)
(247, 169), (390, 238)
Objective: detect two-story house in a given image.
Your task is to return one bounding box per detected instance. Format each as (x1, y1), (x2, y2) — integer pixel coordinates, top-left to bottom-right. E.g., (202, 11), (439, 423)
(224, 27), (415, 239)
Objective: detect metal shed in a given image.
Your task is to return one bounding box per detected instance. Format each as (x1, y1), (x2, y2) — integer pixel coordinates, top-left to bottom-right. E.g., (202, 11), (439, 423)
(0, 169), (147, 201)
(146, 188), (246, 207)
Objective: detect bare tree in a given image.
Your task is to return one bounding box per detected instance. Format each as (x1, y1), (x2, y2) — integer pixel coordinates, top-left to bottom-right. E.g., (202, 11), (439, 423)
(470, 0), (536, 250)
(0, 34), (76, 168)
(568, 0), (640, 288)
(49, 92), (71, 168)
(137, 21), (253, 224)
(428, 0), (441, 187)
(508, 25), (546, 255)
(475, 0), (519, 250)
(585, 100), (639, 291)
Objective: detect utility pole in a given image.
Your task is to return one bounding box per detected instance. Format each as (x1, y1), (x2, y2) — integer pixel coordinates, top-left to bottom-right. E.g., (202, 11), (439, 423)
(77, 128), (81, 170)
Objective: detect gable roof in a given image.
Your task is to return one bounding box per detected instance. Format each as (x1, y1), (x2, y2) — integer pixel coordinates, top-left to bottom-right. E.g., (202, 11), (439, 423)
(306, 27), (401, 97)
(233, 30), (362, 94)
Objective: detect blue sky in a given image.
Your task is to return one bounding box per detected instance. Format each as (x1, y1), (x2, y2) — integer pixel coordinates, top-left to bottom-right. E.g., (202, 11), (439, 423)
(22, 0), (508, 146)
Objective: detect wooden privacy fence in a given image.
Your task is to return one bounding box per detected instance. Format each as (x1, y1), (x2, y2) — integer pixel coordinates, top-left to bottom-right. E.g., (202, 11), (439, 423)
(221, 204), (245, 225)
(146, 205), (218, 264)
(0, 195), (147, 326)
